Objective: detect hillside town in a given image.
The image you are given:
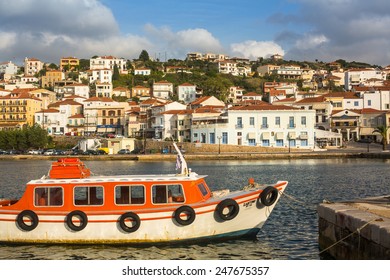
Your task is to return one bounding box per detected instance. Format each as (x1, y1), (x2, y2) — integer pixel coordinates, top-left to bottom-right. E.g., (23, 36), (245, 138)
(1, 51), (390, 154)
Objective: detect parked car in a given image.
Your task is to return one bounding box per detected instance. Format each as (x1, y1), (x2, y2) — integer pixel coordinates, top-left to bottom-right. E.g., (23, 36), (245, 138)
(83, 149), (98, 155)
(28, 149), (44, 155)
(106, 133), (115, 138)
(118, 149), (131, 154)
(44, 149), (56, 155)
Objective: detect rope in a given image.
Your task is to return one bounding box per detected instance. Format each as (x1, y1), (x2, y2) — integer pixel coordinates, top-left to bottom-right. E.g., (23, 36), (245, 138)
(279, 190), (317, 215)
(319, 218), (381, 255)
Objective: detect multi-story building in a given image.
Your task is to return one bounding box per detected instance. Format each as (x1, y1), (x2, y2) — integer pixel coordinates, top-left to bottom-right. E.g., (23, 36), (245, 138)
(273, 65), (302, 80)
(177, 83), (197, 104)
(0, 61), (18, 77)
(89, 68), (112, 84)
(218, 60), (238, 75)
(113, 87), (130, 99)
(89, 56), (127, 74)
(152, 80), (173, 100)
(191, 103), (316, 149)
(353, 86), (390, 110)
(24, 57), (44, 76)
(228, 86), (245, 103)
(62, 83), (90, 99)
(83, 97), (126, 135)
(344, 68), (386, 90)
(256, 65), (280, 76)
(29, 89), (57, 109)
(132, 85), (151, 100)
(60, 57), (80, 71)
(0, 89), (42, 130)
(150, 101), (187, 140)
(96, 82), (112, 98)
(41, 70), (65, 88)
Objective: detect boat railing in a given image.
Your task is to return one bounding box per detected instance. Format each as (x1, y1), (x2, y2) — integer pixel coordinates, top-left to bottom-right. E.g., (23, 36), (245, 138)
(172, 142), (189, 176)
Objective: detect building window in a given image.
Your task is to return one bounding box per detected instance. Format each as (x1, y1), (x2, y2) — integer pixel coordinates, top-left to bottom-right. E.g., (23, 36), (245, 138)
(301, 116), (307, 125)
(276, 139), (284, 147)
(249, 117), (255, 126)
(354, 101), (359, 106)
(368, 100), (372, 106)
(262, 117), (268, 128)
(275, 116), (280, 126)
(289, 117), (295, 128)
(222, 132), (228, 144)
(236, 117), (242, 128)
(209, 132), (215, 144)
(301, 139), (308, 146)
(262, 139), (270, 147)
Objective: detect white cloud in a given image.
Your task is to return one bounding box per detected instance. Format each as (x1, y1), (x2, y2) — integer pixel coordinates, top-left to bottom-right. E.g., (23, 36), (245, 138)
(0, 32), (17, 50)
(144, 24), (224, 58)
(230, 40), (285, 60)
(294, 34), (329, 50)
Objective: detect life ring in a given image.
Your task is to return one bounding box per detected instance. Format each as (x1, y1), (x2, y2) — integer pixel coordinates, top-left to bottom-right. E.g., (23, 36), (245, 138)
(119, 212), (141, 233)
(66, 210), (88, 231)
(16, 210), (39, 231)
(259, 186), (279, 206)
(215, 199), (239, 221)
(174, 206), (196, 226)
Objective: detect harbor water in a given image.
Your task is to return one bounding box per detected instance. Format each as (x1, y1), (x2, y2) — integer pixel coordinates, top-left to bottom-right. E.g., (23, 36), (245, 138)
(0, 158), (389, 260)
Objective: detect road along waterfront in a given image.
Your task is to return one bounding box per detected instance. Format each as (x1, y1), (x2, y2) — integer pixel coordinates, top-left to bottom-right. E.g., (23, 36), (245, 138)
(0, 158), (389, 259)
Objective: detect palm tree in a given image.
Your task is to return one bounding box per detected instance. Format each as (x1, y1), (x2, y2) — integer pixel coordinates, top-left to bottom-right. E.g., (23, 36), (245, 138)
(373, 125), (389, 150)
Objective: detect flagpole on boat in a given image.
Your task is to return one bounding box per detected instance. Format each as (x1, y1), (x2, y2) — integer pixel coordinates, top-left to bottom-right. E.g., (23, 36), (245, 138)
(173, 141), (188, 176)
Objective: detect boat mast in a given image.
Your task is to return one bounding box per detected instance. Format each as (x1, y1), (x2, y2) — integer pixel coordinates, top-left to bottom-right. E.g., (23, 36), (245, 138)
(172, 142), (188, 175)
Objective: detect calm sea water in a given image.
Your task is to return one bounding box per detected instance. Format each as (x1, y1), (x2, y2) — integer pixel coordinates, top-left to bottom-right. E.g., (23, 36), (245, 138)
(1, 158), (389, 260)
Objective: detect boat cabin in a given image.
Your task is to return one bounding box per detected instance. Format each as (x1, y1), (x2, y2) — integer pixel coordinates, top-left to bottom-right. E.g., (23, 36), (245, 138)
(5, 158), (212, 212)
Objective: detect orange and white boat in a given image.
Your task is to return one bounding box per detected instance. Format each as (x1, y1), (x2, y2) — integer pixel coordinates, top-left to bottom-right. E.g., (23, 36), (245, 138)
(0, 143), (287, 244)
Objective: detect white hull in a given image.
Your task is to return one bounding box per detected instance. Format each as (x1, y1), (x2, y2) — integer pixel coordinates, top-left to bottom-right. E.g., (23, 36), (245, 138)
(0, 182), (287, 244)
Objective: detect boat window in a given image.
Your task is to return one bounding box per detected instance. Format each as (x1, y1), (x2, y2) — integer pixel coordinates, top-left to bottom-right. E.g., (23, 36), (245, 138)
(197, 183), (209, 197)
(115, 185), (145, 205)
(34, 187), (63, 207)
(152, 184), (184, 204)
(74, 186), (103, 206)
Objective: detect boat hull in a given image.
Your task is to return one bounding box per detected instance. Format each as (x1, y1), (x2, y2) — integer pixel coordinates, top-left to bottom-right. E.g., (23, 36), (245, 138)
(0, 182), (287, 244)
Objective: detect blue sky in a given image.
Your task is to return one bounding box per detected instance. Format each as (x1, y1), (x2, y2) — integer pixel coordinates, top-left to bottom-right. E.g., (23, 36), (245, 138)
(1, 0), (390, 65)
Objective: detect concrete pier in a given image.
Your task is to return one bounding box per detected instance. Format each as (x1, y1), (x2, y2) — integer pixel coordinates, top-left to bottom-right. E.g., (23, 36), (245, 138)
(318, 196), (390, 259)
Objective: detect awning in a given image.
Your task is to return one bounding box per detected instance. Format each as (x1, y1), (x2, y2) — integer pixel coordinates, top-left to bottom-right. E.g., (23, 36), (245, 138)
(247, 132), (256, 139)
(288, 132), (296, 139)
(275, 132), (284, 140)
(262, 132), (270, 140)
(360, 127), (375, 135)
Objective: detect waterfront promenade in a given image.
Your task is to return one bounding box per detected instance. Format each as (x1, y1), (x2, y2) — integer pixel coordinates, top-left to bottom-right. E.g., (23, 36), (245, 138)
(1, 141), (388, 161)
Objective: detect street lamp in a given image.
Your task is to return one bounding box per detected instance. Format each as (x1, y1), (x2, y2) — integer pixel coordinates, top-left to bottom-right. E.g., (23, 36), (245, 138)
(217, 136), (222, 154)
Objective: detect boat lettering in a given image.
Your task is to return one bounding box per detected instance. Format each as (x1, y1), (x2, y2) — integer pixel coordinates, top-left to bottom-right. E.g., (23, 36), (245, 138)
(243, 200), (256, 208)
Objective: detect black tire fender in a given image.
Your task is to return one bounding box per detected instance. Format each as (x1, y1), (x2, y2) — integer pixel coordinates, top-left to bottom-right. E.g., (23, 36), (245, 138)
(215, 199), (239, 221)
(259, 186), (279, 206)
(16, 210), (39, 231)
(174, 205), (196, 226)
(119, 212), (141, 233)
(66, 210), (88, 231)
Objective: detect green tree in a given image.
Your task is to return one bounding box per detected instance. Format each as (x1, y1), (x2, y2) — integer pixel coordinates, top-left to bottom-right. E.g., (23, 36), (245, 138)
(112, 63), (120, 81)
(139, 50), (150, 62)
(373, 125), (389, 151)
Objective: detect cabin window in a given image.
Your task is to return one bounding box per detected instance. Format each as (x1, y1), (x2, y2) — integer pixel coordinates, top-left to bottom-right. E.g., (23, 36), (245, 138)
(115, 185), (145, 205)
(74, 186), (103, 206)
(34, 187), (63, 207)
(152, 184), (184, 204)
(197, 183), (209, 197)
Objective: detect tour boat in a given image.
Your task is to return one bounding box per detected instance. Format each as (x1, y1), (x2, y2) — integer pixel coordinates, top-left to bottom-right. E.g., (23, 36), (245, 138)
(0, 143), (288, 244)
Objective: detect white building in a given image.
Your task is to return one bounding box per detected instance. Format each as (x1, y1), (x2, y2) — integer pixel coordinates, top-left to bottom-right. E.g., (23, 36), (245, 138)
(89, 68), (112, 84)
(134, 68), (151, 75)
(191, 104), (316, 149)
(228, 86), (245, 103)
(152, 80), (173, 100)
(90, 56), (127, 74)
(177, 83), (197, 104)
(344, 68), (386, 90)
(63, 83), (90, 99)
(150, 101), (187, 139)
(353, 86), (390, 110)
(0, 61), (18, 76)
